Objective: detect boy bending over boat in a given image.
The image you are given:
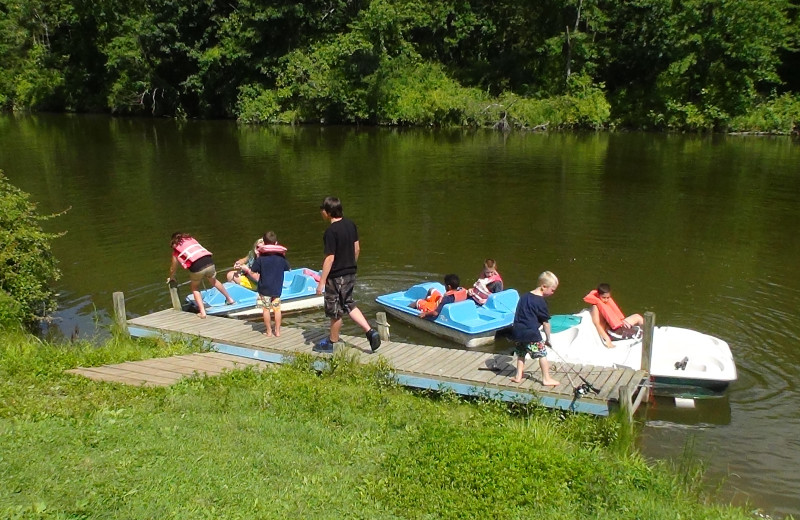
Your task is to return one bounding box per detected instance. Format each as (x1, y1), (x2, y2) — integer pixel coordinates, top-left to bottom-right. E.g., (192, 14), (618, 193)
(584, 283), (643, 349)
(510, 271), (560, 386)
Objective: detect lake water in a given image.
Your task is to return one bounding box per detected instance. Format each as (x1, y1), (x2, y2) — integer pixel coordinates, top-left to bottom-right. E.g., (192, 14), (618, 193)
(2, 114), (799, 517)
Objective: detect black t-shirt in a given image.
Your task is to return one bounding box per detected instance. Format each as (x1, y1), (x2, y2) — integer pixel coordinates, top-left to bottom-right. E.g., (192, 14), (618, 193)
(323, 217), (358, 278)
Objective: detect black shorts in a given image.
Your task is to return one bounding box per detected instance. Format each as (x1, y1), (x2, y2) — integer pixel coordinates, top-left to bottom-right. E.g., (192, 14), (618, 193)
(324, 274), (358, 319)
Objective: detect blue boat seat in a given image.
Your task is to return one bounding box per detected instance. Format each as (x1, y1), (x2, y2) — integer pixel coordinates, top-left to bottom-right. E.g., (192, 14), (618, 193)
(484, 290), (520, 313)
(440, 300), (480, 324)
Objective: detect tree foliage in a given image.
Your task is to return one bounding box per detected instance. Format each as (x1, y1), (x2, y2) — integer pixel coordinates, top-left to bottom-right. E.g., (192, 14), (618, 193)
(0, 172), (62, 329)
(0, 0), (797, 131)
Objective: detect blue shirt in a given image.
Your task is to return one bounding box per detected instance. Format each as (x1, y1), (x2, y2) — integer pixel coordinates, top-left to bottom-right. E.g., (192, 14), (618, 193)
(251, 254), (290, 297)
(511, 292), (550, 343)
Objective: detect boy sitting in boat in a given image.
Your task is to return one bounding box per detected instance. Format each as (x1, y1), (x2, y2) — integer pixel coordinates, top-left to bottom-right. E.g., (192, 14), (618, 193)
(416, 274), (468, 320)
(467, 258), (504, 305)
(584, 283), (644, 349)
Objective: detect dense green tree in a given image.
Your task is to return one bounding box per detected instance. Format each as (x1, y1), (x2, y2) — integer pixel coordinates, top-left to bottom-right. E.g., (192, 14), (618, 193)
(0, 0), (796, 131)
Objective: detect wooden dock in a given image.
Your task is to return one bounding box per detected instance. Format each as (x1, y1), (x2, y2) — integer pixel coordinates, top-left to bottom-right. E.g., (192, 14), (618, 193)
(77, 309), (649, 417)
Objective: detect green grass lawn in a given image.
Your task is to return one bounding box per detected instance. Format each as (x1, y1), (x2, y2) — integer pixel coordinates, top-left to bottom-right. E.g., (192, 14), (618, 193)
(0, 329), (755, 519)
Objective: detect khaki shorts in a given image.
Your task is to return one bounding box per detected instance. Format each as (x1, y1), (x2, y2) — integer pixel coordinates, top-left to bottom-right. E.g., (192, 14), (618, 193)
(257, 295), (281, 310)
(189, 264), (217, 282)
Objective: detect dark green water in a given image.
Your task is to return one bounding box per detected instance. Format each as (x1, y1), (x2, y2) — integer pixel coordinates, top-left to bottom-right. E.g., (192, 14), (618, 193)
(2, 114), (799, 517)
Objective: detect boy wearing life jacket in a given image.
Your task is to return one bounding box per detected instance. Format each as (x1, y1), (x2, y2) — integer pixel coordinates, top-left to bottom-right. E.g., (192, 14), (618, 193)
(419, 274), (468, 320)
(509, 271), (560, 386)
(583, 283), (644, 349)
(467, 258), (504, 305)
(240, 231), (290, 337)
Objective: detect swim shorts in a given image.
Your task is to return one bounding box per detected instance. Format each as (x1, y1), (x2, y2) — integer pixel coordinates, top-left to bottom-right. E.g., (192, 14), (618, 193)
(256, 295), (281, 310)
(514, 340), (547, 360)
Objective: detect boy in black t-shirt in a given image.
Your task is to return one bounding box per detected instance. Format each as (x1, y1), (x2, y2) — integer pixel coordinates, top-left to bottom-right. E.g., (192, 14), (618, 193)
(314, 197), (381, 353)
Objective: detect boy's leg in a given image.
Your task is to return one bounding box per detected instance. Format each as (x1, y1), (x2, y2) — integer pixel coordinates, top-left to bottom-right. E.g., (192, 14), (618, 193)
(538, 357), (560, 386)
(329, 317), (343, 342)
(348, 307), (372, 333)
(211, 275), (235, 304)
(510, 358), (525, 383)
(262, 305), (273, 336)
(273, 304), (282, 337)
(191, 280), (206, 318)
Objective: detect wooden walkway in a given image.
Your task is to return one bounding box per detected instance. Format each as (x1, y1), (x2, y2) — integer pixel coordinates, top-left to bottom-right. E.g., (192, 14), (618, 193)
(71, 309), (649, 416)
(67, 352), (270, 387)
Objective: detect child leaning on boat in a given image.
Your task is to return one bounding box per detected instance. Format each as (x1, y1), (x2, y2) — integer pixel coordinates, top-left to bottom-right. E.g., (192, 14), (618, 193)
(509, 271), (560, 386)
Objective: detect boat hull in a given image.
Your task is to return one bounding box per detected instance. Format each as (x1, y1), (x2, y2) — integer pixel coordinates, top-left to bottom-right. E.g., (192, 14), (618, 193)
(376, 282), (519, 348)
(185, 268), (323, 317)
(548, 310), (737, 397)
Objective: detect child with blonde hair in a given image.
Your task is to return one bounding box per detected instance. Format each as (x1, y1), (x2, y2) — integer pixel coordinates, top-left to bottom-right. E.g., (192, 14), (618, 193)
(509, 271), (560, 386)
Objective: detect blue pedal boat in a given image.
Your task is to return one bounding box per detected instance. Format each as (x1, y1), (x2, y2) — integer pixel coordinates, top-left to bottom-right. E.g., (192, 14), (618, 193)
(375, 282), (520, 348)
(185, 267), (323, 318)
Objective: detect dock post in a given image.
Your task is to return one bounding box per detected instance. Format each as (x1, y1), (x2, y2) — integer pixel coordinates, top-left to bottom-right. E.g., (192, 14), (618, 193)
(112, 292), (129, 336)
(619, 384), (633, 426)
(376, 312), (390, 341)
(641, 311), (655, 372)
(168, 280), (182, 310)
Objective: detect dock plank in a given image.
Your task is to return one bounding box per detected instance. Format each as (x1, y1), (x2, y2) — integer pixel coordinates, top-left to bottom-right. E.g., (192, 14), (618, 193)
(73, 309), (653, 416)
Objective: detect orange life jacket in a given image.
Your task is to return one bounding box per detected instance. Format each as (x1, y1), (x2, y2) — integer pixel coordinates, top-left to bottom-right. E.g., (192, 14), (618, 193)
(415, 289), (443, 313)
(583, 289), (626, 330)
(445, 288), (468, 303)
(173, 238), (211, 269)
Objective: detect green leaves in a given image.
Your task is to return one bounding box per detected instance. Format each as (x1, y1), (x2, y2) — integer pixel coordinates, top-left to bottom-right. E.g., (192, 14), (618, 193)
(0, 172), (62, 329)
(0, 0), (797, 130)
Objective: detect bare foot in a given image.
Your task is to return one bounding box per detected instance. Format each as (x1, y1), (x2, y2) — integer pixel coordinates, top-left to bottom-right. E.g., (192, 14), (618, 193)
(274, 329), (281, 337)
(542, 379), (560, 387)
(262, 331), (273, 337)
(510, 377), (524, 383)
(198, 314), (207, 319)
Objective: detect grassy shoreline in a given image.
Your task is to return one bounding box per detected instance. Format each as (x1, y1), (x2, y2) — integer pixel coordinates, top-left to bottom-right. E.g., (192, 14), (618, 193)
(0, 329), (759, 519)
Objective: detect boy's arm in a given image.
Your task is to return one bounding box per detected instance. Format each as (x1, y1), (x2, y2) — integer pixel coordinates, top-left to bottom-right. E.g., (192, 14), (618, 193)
(542, 321), (552, 344)
(167, 256), (179, 282)
(354, 240), (360, 262)
(242, 260), (261, 281)
(317, 254), (334, 294)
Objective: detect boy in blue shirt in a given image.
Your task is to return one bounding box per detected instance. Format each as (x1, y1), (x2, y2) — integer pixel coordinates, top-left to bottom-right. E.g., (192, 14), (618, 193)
(240, 231), (290, 337)
(510, 271), (560, 386)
